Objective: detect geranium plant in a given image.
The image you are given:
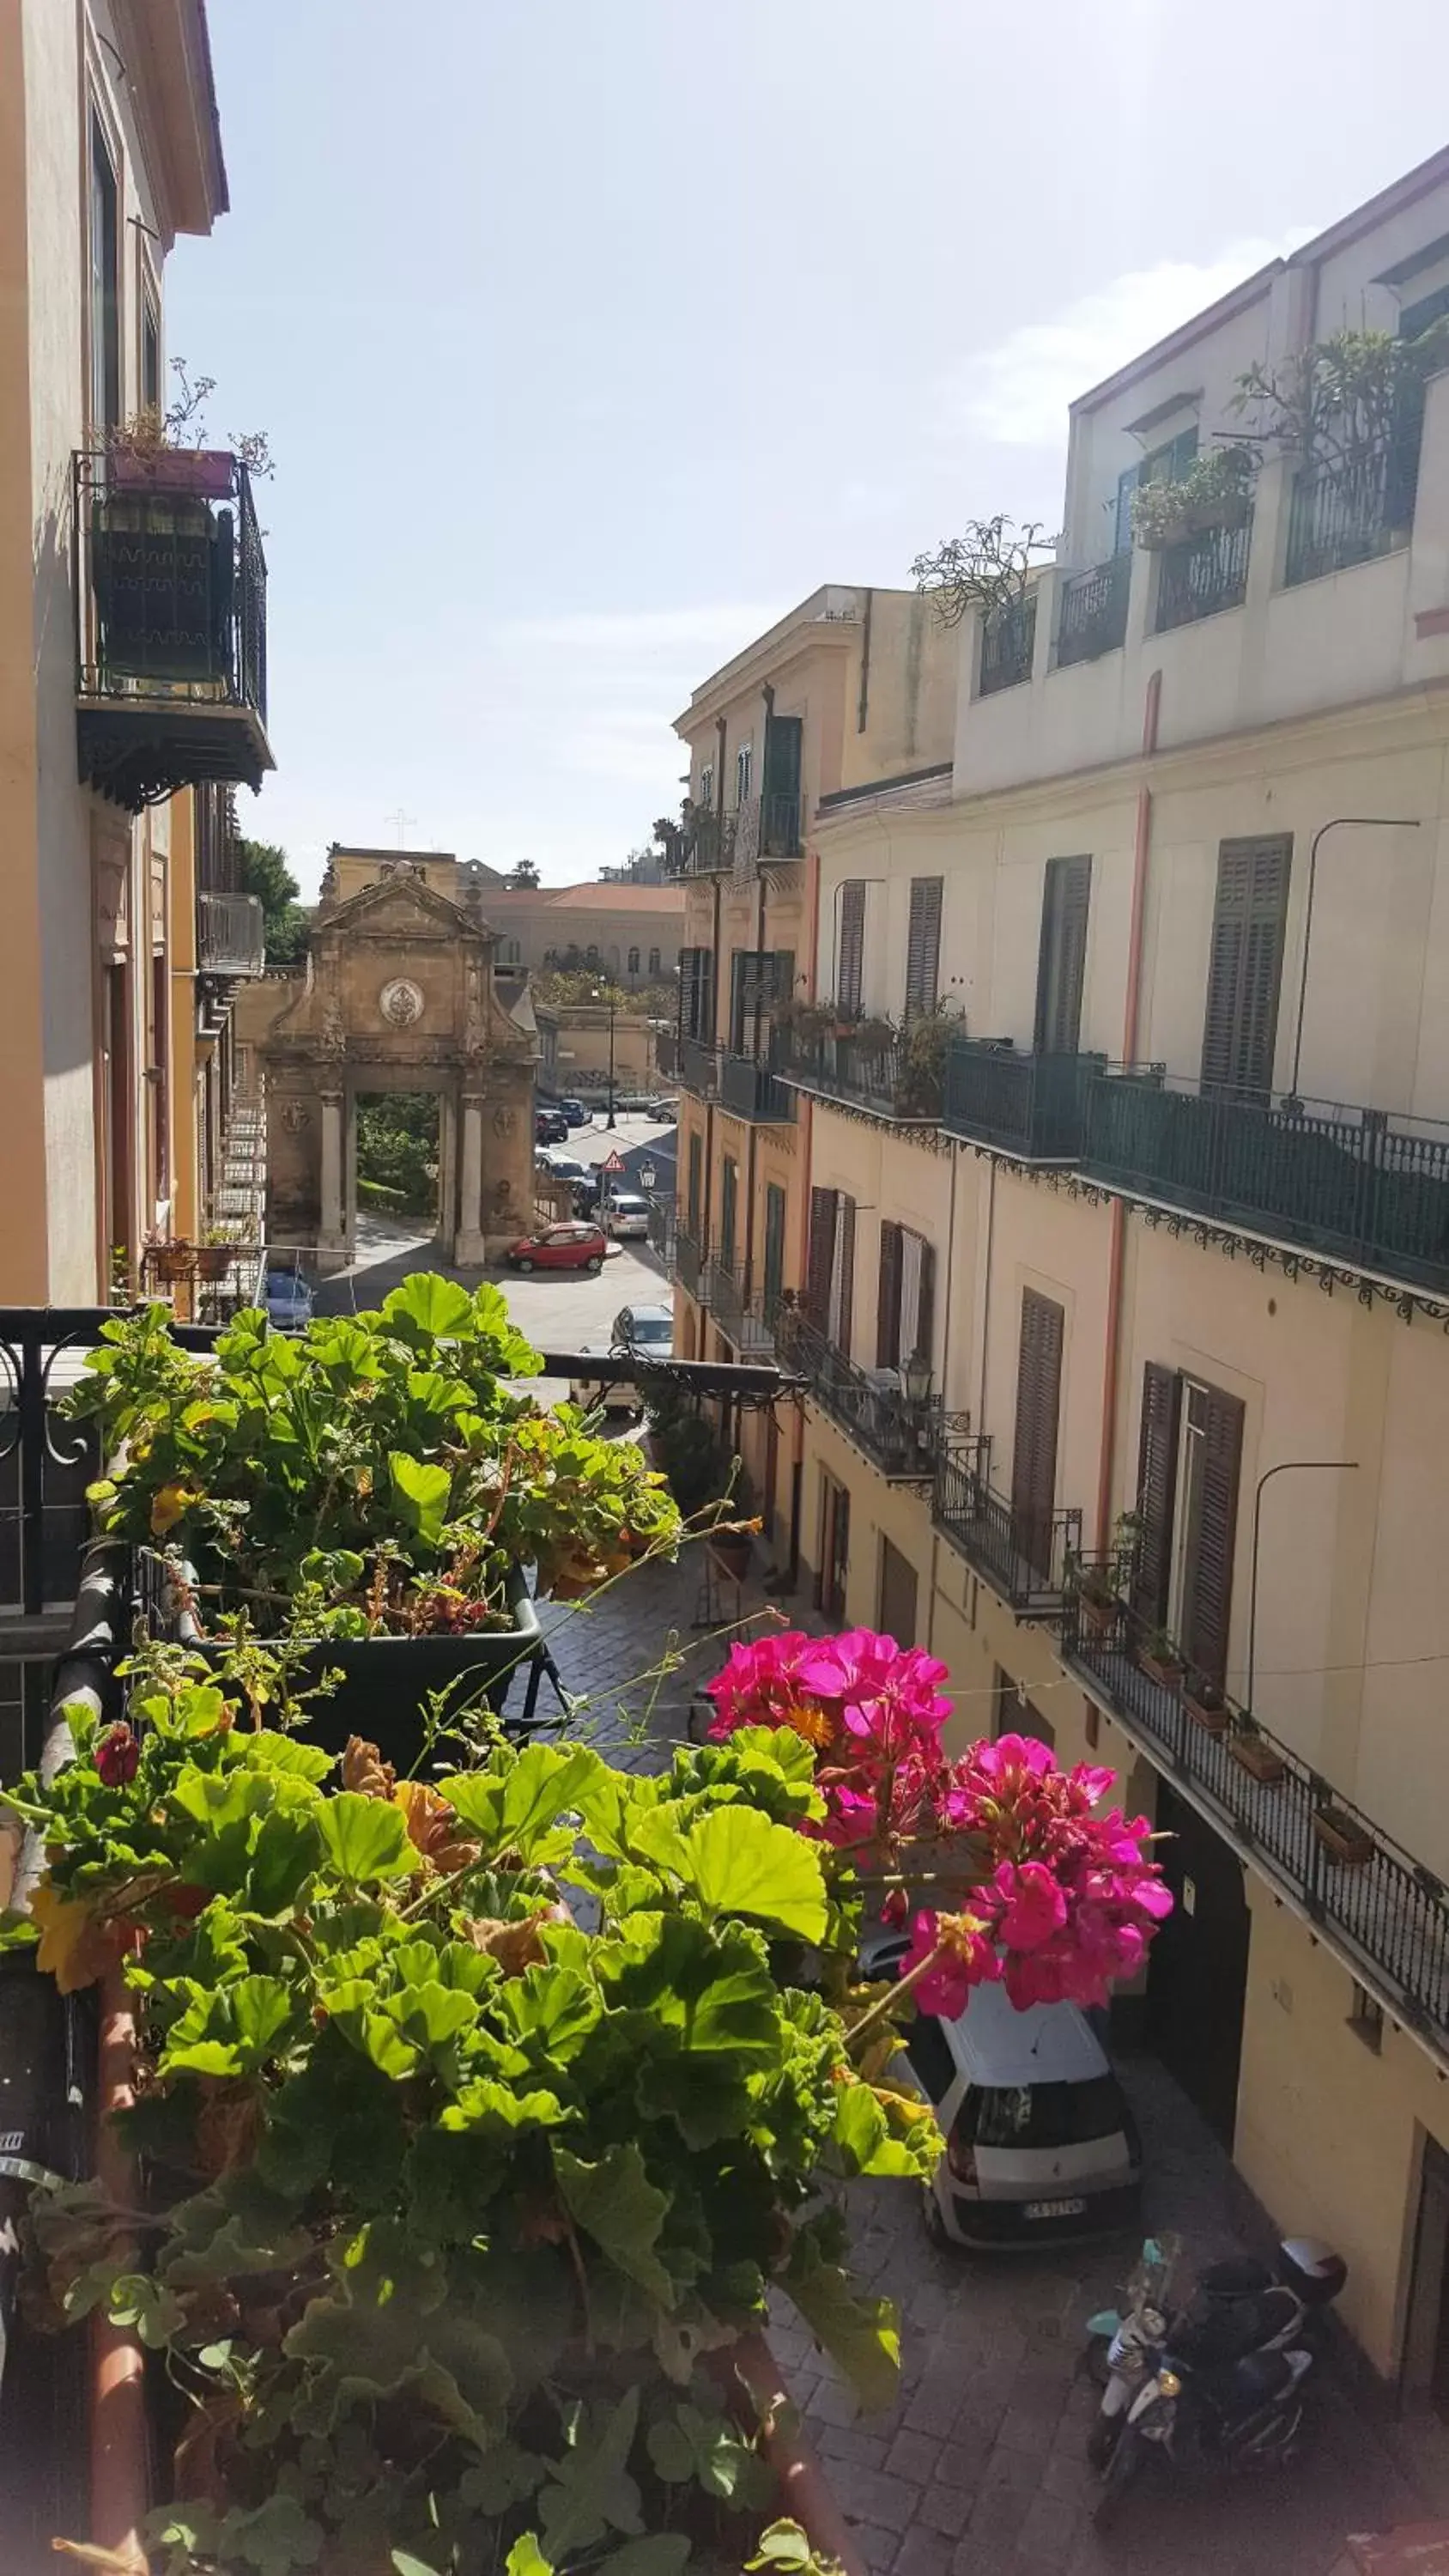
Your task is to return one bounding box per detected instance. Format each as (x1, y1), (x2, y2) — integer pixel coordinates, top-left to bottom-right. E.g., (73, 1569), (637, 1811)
(6, 1641), (938, 2575)
(66, 1275), (682, 1639)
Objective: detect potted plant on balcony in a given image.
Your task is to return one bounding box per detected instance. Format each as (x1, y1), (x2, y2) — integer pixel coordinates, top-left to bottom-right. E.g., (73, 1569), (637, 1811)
(105, 357), (272, 498)
(1137, 1624), (1185, 1688)
(898, 1005), (959, 1117)
(1228, 1715), (1287, 1786)
(1064, 1511), (1141, 1641)
(6, 1636), (941, 2576)
(1131, 446), (1257, 549)
(147, 1237), (197, 1287)
(851, 1014), (896, 1057)
(774, 995), (832, 1050)
(1183, 1668), (1230, 1734)
(193, 1229), (239, 1284)
(1313, 1801), (1375, 1866)
(64, 1275), (682, 1759)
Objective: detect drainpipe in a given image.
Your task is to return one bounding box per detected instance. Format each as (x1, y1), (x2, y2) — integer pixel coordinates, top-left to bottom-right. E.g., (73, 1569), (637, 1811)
(857, 589), (874, 734)
(1094, 671), (1161, 1551)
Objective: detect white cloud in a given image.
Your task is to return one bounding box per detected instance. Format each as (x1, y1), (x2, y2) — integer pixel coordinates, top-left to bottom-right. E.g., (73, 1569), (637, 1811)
(957, 231), (1319, 449)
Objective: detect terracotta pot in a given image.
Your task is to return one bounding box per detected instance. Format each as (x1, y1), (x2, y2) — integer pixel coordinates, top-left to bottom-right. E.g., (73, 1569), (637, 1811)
(1138, 1650), (1185, 1688)
(150, 1242), (197, 1283)
(110, 444), (234, 499)
(194, 1245), (236, 1282)
(1313, 1806), (1374, 1867)
(1185, 1690), (1229, 1735)
(1230, 1733), (1286, 1786)
(1080, 1594), (1117, 1640)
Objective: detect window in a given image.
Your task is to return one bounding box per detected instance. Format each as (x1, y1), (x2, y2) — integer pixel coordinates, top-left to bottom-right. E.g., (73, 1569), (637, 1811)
(1202, 836), (1291, 1098)
(585, 944), (600, 966)
(1010, 1289), (1064, 1580)
(876, 1223), (935, 1377)
(719, 1157), (738, 1273)
(735, 741), (753, 808)
(993, 1667), (1055, 1749)
(904, 2013), (958, 2106)
(699, 763), (714, 811)
(904, 878), (943, 1019)
(677, 947), (714, 1042)
(729, 948), (792, 1055)
(761, 714), (803, 853)
(1034, 856), (1092, 1054)
(627, 946), (640, 975)
(878, 1535), (919, 1643)
(1115, 426), (1199, 553)
(836, 881), (866, 1015)
(806, 1186), (855, 1351)
(141, 283), (161, 414)
(958, 2075), (1126, 2152)
(89, 116), (120, 431)
(818, 1472), (851, 1621)
(1134, 1363), (1245, 1689)
(648, 947), (660, 978)
(762, 1183), (786, 1318)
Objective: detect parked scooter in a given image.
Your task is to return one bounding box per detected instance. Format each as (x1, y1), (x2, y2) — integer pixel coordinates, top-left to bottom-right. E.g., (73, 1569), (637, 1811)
(1084, 2234), (1347, 2470)
(1092, 2338), (1318, 2526)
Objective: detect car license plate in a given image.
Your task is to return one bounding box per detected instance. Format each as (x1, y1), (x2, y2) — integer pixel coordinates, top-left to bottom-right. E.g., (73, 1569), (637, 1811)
(1023, 2196), (1088, 2221)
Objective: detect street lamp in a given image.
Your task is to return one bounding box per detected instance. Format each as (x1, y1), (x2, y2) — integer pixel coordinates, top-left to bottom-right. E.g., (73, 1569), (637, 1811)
(901, 1350), (933, 1408)
(639, 1160), (658, 1193)
(591, 985), (618, 1130)
(1246, 1457), (1360, 1711)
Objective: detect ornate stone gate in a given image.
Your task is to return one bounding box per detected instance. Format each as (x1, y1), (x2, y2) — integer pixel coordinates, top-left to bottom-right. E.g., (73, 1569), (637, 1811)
(253, 857), (537, 1269)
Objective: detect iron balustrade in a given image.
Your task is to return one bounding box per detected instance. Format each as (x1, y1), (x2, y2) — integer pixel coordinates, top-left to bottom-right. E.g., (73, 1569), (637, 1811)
(702, 1262), (776, 1358)
(678, 1036), (720, 1100)
(933, 1434), (1082, 1617)
(646, 1200), (676, 1267)
(760, 791), (803, 860)
(774, 1306), (938, 1479)
(779, 1028), (943, 1123)
(1062, 1589), (1449, 2052)
(675, 1225), (706, 1299)
(1056, 552), (1131, 667)
(1284, 418), (1424, 587)
(719, 1051), (796, 1122)
(1154, 517), (1253, 632)
(979, 594), (1037, 696)
(197, 890), (267, 977)
(943, 1040), (1104, 1162)
(674, 811), (737, 876)
(1083, 1069), (1449, 1294)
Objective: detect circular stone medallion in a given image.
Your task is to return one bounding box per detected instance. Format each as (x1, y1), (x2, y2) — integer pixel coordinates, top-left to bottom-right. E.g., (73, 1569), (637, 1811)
(379, 976), (425, 1027)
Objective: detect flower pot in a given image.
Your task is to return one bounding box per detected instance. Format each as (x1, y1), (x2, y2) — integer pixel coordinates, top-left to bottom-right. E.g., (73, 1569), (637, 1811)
(149, 1242), (197, 1284)
(1138, 1649), (1185, 1688)
(1229, 1732), (1286, 1786)
(709, 1532), (754, 1581)
(194, 1244), (236, 1282)
(1185, 1687), (1229, 1735)
(109, 444), (234, 499)
(1313, 1805), (1374, 1867)
(1081, 1594), (1117, 1641)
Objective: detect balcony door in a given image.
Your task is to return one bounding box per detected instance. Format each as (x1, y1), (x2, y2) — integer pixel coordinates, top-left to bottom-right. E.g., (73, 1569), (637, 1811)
(878, 1536), (919, 1645)
(761, 714), (803, 854)
(904, 878), (943, 1019)
(818, 1473), (851, 1622)
(1010, 1289), (1064, 1581)
(836, 882), (866, 1016)
(876, 1222), (936, 1378)
(1202, 836), (1291, 1097)
(1034, 855), (1092, 1055)
(807, 1185), (855, 1352)
(678, 947), (714, 1042)
(1135, 1362), (1245, 1689)
(762, 1183), (786, 1321)
(718, 1157), (738, 1277)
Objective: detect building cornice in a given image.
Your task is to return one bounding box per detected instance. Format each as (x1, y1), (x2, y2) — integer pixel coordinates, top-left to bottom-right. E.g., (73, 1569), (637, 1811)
(112, 0), (227, 246)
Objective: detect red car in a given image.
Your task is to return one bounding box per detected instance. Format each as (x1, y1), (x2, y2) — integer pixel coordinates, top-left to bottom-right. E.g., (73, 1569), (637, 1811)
(506, 1221), (608, 1275)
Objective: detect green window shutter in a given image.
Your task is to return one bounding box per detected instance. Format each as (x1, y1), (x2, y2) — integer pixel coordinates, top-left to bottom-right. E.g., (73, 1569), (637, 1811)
(686, 1133), (703, 1236)
(806, 1187), (836, 1321)
(763, 1184), (786, 1315)
(1202, 836), (1291, 1097)
(719, 1158), (738, 1272)
(876, 1222), (904, 1368)
(761, 714), (803, 854)
(837, 881), (866, 1015)
(1034, 854), (1093, 1054)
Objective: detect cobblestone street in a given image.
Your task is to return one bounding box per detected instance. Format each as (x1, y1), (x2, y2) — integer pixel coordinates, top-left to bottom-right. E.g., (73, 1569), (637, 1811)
(544, 1547), (1425, 2576)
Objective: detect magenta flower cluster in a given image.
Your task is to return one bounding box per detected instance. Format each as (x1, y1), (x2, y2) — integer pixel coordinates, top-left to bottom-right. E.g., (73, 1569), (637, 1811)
(704, 1627), (1170, 2014)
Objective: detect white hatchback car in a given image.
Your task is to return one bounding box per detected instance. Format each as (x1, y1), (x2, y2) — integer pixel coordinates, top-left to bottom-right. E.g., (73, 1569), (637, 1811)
(867, 1932), (1143, 2247)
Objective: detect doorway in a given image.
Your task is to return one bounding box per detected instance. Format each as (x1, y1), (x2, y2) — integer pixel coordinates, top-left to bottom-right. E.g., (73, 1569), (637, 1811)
(353, 1091), (443, 1244)
(878, 1535), (919, 1643)
(1145, 1781), (1251, 2145)
(1404, 2136), (1449, 2419)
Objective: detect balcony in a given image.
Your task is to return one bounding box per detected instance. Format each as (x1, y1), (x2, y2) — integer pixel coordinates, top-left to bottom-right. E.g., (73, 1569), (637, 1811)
(74, 450), (271, 811)
(933, 1434), (1082, 1618)
(674, 811), (737, 877)
(678, 1036), (719, 1100)
(943, 1040), (1103, 1163)
(675, 1225), (705, 1300)
(774, 1306), (937, 1480)
(1154, 517), (1252, 632)
(779, 1024), (943, 1125)
(702, 1259), (776, 1358)
(1056, 552), (1131, 668)
(760, 790), (803, 860)
(197, 890), (266, 978)
(1083, 1070), (1449, 1296)
(1285, 423), (1422, 588)
(979, 594), (1037, 696)
(1063, 1589), (1449, 2054)
(719, 1051), (796, 1122)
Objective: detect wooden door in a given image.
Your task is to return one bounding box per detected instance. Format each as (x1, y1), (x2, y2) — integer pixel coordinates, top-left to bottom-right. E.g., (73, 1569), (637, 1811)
(1010, 1289), (1064, 1578)
(878, 1536), (919, 1644)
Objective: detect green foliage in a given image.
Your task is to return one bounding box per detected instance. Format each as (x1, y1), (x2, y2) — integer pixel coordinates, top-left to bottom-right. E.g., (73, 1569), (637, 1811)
(65, 1276), (682, 1634)
(355, 1092), (438, 1217)
(645, 1385), (732, 1520)
(1129, 444), (1256, 548)
(533, 969), (676, 1017)
(1233, 317), (1449, 475)
(15, 1637), (939, 2574)
(238, 838), (309, 967)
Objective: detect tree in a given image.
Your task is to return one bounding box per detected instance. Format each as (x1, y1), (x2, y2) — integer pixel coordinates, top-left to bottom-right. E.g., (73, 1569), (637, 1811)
(911, 515), (1058, 628)
(506, 859), (541, 889)
(238, 838), (309, 965)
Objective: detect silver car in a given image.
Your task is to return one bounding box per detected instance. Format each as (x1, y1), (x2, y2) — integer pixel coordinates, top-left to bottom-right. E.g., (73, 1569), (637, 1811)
(569, 1302), (673, 1417)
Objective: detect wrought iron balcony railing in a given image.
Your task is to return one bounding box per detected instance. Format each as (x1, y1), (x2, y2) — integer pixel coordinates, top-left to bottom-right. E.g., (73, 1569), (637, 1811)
(979, 594), (1037, 696)
(760, 790), (803, 860)
(1056, 552), (1131, 667)
(1284, 418), (1423, 587)
(774, 1306), (938, 1480)
(719, 1051), (796, 1122)
(943, 1040), (1104, 1163)
(674, 811), (738, 876)
(701, 1260), (777, 1358)
(1154, 516), (1253, 632)
(675, 1225), (706, 1299)
(1062, 1588), (1449, 2056)
(197, 890), (266, 978)
(1083, 1069), (1449, 1295)
(933, 1434), (1082, 1618)
(778, 1026), (943, 1124)
(678, 1036), (720, 1100)
(74, 449), (271, 809)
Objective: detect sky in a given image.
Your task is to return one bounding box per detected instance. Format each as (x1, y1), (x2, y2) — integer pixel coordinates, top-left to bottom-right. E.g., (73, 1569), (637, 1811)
(169, 1), (1449, 896)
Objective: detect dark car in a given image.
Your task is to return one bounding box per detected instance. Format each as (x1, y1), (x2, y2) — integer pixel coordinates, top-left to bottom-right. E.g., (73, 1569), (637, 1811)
(560, 1097), (589, 1127)
(536, 1108), (569, 1145)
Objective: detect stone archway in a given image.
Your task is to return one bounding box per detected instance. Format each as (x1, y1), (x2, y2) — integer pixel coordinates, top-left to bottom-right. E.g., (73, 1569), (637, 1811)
(252, 858), (537, 1270)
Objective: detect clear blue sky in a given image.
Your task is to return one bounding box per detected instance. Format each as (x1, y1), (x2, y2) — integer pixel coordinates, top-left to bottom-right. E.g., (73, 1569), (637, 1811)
(170, 0), (1449, 895)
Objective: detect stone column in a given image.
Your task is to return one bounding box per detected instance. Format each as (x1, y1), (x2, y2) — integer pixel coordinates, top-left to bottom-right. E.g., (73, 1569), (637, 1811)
(454, 1090), (487, 1267)
(318, 1087), (347, 1272)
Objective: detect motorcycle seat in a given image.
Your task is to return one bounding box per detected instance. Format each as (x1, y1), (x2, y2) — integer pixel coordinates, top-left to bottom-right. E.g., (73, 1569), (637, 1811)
(1197, 2256), (1274, 2301)
(1225, 2348), (1298, 2409)
(1175, 2285), (1297, 2366)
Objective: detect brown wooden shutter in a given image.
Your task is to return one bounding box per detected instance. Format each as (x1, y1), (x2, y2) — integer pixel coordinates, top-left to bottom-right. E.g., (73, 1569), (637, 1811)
(1182, 1388), (1244, 1690)
(915, 1240), (937, 1374)
(837, 882), (865, 1014)
(1201, 836), (1290, 1096)
(1010, 1289), (1064, 1578)
(876, 1222), (904, 1367)
(678, 946), (716, 1042)
(835, 1195), (857, 1355)
(686, 1132), (703, 1235)
(904, 878), (944, 1019)
(1034, 854), (1092, 1054)
(806, 1188), (836, 1321)
(1132, 1362), (1182, 1623)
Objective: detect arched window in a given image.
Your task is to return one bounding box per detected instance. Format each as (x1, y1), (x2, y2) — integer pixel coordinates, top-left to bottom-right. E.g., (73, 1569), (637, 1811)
(585, 944), (600, 966)
(648, 947), (661, 977)
(627, 946), (640, 975)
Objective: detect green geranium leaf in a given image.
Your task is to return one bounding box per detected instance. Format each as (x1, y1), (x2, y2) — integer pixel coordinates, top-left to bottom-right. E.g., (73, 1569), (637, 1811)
(244, 1733), (336, 1783)
(677, 1807), (827, 1942)
(437, 1769), (506, 1842)
(439, 2077), (570, 2136)
(555, 2142), (673, 2304)
(782, 2237), (901, 2410)
(504, 2542), (554, 2576)
(382, 1273), (475, 1341)
(159, 1973), (295, 2079)
(385, 1980), (478, 2054)
(494, 1963), (599, 2063)
(500, 1742), (609, 1856)
(538, 2390), (644, 2556)
(388, 1451), (452, 1546)
(828, 2081), (934, 2179)
(316, 1791), (413, 1882)
(599, 2543), (692, 2576)
(215, 2492), (324, 2570)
